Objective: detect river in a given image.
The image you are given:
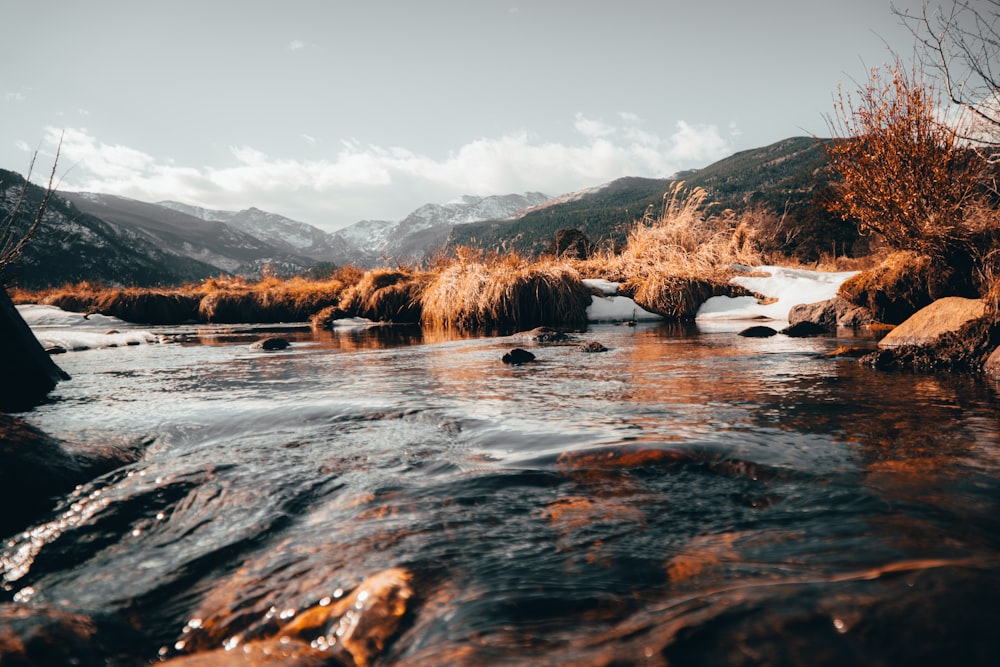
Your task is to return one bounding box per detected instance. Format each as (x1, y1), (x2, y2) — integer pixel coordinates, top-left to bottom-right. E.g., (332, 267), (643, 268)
(3, 320), (1000, 665)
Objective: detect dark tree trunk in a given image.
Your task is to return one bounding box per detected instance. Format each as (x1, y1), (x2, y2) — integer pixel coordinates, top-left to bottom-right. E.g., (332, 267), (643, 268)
(0, 288), (69, 411)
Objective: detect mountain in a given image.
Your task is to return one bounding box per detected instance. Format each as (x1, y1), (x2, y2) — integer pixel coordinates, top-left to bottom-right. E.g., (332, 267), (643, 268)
(447, 136), (858, 261)
(334, 192), (551, 264)
(0, 170), (222, 288)
(157, 201), (356, 263)
(60, 192), (323, 276)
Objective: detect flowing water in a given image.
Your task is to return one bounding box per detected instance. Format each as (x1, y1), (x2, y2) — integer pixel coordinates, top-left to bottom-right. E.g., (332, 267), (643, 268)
(3, 322), (1000, 665)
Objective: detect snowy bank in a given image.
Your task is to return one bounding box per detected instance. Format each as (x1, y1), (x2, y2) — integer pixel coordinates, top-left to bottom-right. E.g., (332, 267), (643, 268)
(17, 304), (159, 352)
(582, 279), (663, 322)
(697, 266), (858, 323)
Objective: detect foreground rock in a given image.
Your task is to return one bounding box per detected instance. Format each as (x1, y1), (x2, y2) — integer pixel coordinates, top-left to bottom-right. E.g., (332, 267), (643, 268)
(163, 568), (413, 667)
(878, 297), (986, 349)
(1, 288), (69, 411)
(0, 414), (145, 537)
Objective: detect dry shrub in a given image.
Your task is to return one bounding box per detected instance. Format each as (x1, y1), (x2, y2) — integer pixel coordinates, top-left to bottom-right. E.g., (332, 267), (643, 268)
(421, 251), (590, 329)
(838, 250), (973, 324)
(587, 183), (764, 320)
(623, 275), (749, 321)
(338, 269), (427, 322)
(90, 290), (200, 324)
(824, 59), (986, 258)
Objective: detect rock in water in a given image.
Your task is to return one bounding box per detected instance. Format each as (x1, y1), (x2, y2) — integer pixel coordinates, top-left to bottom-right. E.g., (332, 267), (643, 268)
(0, 287), (70, 411)
(738, 325), (778, 338)
(251, 337), (290, 351)
(878, 297), (986, 349)
(781, 321), (830, 338)
(502, 348), (536, 364)
(579, 341), (608, 353)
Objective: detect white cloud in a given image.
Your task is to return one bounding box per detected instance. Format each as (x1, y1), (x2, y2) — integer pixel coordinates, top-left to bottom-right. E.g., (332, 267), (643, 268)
(43, 117), (736, 228)
(5, 92), (25, 103)
(286, 40), (307, 51)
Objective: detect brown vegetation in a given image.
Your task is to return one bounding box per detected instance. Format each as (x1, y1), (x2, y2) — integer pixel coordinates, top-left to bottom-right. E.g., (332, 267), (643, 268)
(574, 182), (763, 319)
(421, 248), (591, 330)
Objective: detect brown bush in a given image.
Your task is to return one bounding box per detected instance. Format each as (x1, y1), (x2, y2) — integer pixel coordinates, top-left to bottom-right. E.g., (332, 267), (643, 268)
(338, 269), (427, 322)
(838, 251), (975, 324)
(421, 253), (590, 330)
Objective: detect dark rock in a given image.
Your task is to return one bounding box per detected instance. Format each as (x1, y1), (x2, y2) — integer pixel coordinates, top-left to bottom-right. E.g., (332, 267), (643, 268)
(822, 346), (874, 359)
(514, 326), (569, 342)
(502, 348), (536, 364)
(781, 321), (830, 338)
(251, 336), (291, 351)
(1, 288), (70, 411)
(738, 325), (778, 338)
(788, 296), (874, 330)
(0, 414), (145, 537)
(579, 341), (608, 353)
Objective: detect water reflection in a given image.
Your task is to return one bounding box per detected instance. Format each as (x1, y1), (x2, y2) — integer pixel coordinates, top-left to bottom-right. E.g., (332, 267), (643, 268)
(3, 321), (1000, 665)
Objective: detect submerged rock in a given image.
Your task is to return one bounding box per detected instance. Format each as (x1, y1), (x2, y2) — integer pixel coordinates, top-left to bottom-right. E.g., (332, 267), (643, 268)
(579, 341), (608, 353)
(502, 348), (536, 364)
(1, 288), (70, 411)
(513, 326), (570, 342)
(781, 321), (830, 338)
(162, 568), (413, 667)
(251, 337), (291, 351)
(878, 297), (986, 349)
(0, 414), (145, 537)
(738, 325), (778, 338)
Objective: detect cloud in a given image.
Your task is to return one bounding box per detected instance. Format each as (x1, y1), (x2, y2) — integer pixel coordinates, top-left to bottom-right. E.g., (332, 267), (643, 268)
(43, 116), (736, 228)
(5, 92), (25, 103)
(286, 40), (310, 51)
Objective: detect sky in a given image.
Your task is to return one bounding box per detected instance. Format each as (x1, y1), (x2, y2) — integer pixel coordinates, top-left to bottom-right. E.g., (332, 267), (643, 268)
(2, 0), (931, 232)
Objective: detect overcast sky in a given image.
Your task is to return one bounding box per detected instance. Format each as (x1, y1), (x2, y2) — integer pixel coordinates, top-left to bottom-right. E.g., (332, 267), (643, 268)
(3, 0), (929, 231)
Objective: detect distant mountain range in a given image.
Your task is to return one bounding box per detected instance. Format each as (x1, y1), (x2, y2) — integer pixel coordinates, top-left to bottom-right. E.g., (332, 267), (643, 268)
(447, 136), (851, 258)
(0, 136), (858, 289)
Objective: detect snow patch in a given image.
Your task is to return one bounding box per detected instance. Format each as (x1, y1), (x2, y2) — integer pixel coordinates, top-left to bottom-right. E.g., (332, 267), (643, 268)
(697, 266), (858, 322)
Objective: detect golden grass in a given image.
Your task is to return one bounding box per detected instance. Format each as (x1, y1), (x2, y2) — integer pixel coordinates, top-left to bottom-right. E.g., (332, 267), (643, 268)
(837, 250), (968, 324)
(573, 183), (765, 319)
(420, 250), (590, 330)
(337, 268), (429, 322)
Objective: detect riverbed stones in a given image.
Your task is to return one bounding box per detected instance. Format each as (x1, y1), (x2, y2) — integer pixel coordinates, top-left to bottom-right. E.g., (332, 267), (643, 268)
(502, 348), (536, 364)
(0, 414), (145, 536)
(251, 336), (290, 351)
(738, 325), (778, 338)
(781, 321), (830, 338)
(513, 326), (569, 342)
(878, 297), (987, 349)
(788, 296), (874, 330)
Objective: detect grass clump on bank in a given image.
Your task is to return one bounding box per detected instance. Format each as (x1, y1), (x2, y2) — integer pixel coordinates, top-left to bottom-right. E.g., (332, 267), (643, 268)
(575, 183), (764, 319)
(421, 248), (591, 330)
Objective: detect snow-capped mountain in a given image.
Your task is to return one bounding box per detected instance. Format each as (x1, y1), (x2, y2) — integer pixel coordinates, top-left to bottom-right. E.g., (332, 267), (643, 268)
(335, 192), (551, 263)
(158, 201), (355, 263)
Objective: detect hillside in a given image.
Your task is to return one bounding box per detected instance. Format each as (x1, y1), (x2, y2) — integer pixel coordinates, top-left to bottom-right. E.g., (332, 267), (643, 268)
(0, 170), (221, 288)
(449, 136), (861, 261)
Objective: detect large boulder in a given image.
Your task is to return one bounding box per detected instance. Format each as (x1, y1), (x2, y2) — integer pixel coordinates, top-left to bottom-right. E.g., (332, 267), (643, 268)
(1, 288), (69, 411)
(878, 297), (987, 349)
(788, 296), (873, 331)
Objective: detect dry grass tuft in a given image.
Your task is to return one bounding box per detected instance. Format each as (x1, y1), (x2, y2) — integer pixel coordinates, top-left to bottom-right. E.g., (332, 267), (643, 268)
(421, 250), (590, 329)
(577, 183), (765, 319)
(337, 269), (427, 322)
(837, 250), (974, 324)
